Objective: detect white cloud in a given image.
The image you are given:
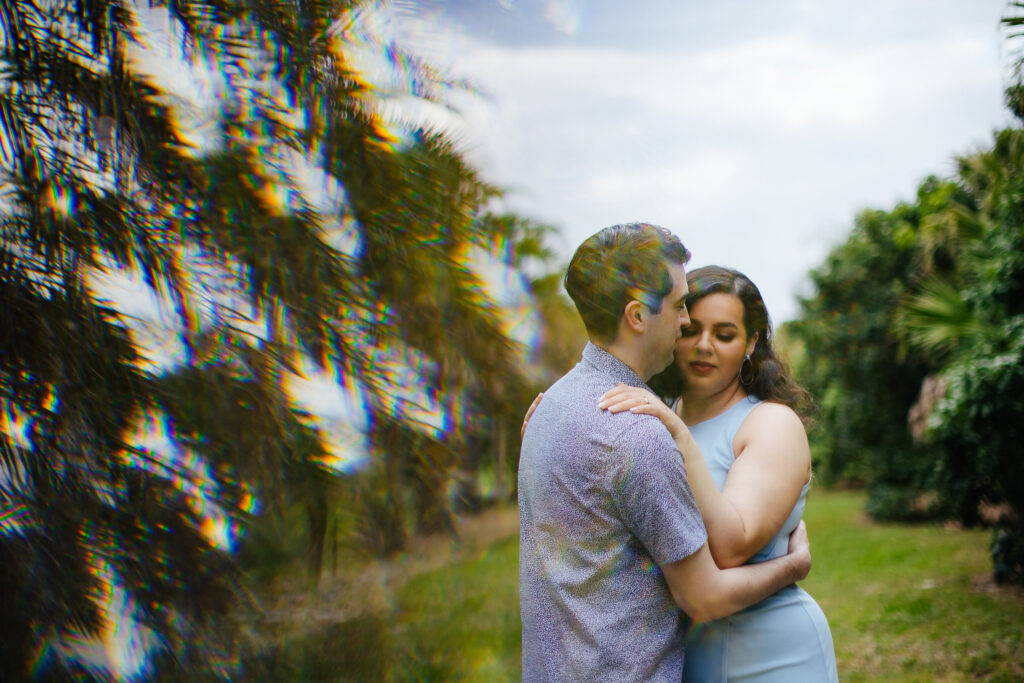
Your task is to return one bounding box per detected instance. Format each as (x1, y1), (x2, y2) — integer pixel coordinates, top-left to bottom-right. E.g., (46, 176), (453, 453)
(402, 1), (1011, 322)
(584, 149), (744, 210)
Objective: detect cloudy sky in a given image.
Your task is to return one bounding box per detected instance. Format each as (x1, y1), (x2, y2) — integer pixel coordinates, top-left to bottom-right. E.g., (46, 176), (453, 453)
(400, 0), (1015, 322)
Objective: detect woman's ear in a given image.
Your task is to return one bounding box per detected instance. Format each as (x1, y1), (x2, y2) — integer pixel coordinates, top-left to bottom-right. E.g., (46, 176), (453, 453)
(746, 331), (759, 356)
(623, 299), (645, 333)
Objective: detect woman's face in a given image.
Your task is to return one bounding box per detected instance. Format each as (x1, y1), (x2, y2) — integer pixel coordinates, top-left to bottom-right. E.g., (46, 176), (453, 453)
(673, 292), (757, 396)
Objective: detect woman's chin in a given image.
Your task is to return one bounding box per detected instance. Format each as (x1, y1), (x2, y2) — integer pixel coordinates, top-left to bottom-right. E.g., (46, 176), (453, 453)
(681, 376), (734, 398)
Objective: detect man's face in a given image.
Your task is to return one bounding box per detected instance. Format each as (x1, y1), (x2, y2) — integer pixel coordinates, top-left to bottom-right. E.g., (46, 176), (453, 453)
(643, 262), (690, 378)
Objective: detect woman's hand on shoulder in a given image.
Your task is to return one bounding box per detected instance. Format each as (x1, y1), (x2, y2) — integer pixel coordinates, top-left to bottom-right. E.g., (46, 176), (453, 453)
(598, 384), (688, 439)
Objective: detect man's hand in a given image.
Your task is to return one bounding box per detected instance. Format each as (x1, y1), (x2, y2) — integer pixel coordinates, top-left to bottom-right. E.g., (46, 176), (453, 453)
(521, 392), (543, 439)
(787, 520), (812, 582)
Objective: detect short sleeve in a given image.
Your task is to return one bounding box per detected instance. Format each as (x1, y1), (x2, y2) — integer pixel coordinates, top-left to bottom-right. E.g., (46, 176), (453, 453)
(608, 417), (707, 566)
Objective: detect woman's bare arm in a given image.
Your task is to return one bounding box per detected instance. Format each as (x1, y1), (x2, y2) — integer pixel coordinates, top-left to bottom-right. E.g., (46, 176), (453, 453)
(599, 385), (810, 568)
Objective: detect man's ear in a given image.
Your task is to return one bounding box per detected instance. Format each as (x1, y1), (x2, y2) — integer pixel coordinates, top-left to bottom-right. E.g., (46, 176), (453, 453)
(623, 299), (645, 333)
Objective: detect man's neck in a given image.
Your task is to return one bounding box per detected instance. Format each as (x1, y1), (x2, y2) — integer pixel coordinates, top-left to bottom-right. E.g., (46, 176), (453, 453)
(591, 338), (650, 382)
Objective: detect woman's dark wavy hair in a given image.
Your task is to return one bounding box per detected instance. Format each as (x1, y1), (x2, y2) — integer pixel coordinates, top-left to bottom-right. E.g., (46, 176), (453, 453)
(648, 265), (815, 422)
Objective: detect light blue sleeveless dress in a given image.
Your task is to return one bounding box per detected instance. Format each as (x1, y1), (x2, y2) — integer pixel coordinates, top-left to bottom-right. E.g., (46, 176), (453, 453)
(683, 396), (838, 682)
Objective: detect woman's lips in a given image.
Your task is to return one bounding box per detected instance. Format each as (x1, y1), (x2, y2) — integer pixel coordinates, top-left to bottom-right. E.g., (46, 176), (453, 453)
(689, 362), (715, 374)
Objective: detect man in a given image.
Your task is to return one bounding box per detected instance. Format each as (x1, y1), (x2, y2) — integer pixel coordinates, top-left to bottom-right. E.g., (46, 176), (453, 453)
(519, 223), (812, 681)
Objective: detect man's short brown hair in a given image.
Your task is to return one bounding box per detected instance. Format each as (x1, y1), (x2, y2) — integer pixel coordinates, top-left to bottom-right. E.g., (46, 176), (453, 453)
(564, 223), (691, 342)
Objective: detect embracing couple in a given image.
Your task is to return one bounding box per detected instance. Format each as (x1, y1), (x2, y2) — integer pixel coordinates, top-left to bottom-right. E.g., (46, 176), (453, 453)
(518, 223), (838, 682)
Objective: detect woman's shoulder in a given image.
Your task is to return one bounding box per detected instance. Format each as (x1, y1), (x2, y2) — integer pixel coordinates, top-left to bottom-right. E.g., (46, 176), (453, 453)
(733, 399), (811, 477)
(750, 399), (799, 418)
(740, 400), (806, 440)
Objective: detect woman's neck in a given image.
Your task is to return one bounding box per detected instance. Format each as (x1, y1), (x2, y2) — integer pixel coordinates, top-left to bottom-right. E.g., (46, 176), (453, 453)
(679, 381), (749, 425)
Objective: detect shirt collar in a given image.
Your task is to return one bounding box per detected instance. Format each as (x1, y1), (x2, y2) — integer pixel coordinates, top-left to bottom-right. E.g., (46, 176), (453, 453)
(581, 342), (650, 389)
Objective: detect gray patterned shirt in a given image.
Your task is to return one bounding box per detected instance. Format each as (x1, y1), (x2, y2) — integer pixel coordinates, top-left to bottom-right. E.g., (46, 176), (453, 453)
(519, 342), (707, 682)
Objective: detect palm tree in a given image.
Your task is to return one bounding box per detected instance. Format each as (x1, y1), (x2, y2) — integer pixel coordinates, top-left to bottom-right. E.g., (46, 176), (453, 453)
(895, 73), (1024, 580)
(0, 0), (531, 677)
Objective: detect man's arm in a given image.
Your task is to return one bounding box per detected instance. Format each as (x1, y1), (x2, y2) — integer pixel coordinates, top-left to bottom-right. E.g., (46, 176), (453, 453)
(661, 521), (812, 623)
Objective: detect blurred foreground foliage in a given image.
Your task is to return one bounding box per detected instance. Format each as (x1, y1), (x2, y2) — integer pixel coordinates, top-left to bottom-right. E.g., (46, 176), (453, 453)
(0, 0), (583, 679)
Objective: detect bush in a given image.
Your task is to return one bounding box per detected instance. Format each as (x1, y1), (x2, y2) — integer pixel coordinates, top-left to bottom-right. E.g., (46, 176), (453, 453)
(992, 527), (1024, 585)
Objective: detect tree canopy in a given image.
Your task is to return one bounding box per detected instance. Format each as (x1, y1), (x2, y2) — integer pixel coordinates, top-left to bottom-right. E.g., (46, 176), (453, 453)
(791, 9), (1024, 583)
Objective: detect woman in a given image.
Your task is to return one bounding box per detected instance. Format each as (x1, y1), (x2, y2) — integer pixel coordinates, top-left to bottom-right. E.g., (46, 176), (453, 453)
(598, 265), (837, 682)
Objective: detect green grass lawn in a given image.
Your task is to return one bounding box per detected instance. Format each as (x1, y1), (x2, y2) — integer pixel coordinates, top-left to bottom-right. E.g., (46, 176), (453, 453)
(800, 490), (1023, 682)
(268, 489), (1022, 681)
